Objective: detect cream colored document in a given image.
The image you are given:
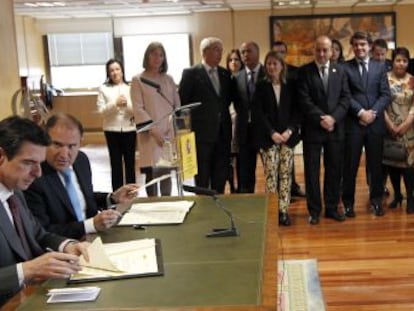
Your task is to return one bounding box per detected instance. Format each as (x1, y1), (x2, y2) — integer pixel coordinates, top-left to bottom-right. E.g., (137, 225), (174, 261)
(70, 237), (160, 282)
(117, 200), (195, 226)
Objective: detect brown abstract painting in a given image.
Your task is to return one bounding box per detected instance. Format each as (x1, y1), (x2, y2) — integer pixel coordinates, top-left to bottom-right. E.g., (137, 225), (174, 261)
(270, 12), (396, 66)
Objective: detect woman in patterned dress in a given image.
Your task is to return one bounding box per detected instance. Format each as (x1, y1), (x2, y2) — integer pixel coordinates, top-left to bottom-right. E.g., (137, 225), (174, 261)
(383, 47), (414, 213)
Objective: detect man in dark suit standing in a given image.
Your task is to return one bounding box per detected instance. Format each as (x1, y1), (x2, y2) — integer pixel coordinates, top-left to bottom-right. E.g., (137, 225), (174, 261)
(179, 37), (233, 193)
(272, 40), (306, 198)
(24, 113), (137, 239)
(342, 31), (391, 217)
(0, 116), (88, 306)
(298, 36), (351, 225)
(233, 41), (265, 193)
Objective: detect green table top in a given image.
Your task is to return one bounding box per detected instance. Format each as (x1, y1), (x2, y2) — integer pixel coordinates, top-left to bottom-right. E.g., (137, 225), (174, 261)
(16, 195), (269, 310)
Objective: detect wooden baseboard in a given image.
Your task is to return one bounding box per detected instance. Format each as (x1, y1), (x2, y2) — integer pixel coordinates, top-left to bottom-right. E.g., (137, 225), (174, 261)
(81, 131), (105, 145)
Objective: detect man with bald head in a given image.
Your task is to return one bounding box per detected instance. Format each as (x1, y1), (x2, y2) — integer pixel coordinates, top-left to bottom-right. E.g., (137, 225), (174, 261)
(233, 41), (266, 193)
(298, 36), (351, 225)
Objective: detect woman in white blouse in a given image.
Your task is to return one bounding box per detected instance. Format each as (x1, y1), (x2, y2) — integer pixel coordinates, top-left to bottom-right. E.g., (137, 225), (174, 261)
(97, 59), (136, 191)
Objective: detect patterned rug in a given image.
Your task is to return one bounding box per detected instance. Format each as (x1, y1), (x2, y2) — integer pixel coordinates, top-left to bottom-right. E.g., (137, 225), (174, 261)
(277, 259), (325, 311)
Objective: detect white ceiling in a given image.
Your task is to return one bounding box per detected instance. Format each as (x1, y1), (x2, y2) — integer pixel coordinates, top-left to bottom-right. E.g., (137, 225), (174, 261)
(13, 0), (414, 19)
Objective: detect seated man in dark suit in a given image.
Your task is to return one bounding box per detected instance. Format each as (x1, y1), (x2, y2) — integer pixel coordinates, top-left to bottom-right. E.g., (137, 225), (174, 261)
(24, 113), (138, 240)
(0, 116), (88, 307)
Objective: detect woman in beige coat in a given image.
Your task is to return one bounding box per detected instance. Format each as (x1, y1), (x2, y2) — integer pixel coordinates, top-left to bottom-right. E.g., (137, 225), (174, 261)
(131, 42), (181, 196)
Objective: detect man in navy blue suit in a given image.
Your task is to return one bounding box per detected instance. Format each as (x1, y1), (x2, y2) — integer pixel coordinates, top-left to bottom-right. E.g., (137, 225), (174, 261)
(341, 32), (391, 217)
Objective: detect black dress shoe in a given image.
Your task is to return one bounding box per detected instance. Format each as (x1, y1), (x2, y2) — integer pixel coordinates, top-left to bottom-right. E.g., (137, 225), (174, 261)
(325, 211), (346, 222)
(309, 215), (319, 225)
(291, 188), (306, 198)
(279, 212), (291, 226)
(371, 204), (385, 216)
(344, 206), (355, 218)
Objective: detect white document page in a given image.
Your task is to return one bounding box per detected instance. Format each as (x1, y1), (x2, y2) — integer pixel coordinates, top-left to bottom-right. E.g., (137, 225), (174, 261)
(118, 200), (194, 226)
(71, 237), (159, 281)
(46, 287), (101, 303)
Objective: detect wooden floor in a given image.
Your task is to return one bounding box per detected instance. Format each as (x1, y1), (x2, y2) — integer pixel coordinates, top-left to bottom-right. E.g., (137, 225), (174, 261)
(82, 144), (414, 311)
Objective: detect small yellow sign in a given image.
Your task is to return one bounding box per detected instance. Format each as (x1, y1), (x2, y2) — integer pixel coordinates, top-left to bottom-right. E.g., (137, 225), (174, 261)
(178, 132), (198, 180)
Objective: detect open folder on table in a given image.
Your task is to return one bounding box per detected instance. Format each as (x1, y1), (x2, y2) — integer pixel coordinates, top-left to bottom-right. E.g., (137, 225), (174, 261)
(117, 200), (195, 226)
(69, 237), (163, 283)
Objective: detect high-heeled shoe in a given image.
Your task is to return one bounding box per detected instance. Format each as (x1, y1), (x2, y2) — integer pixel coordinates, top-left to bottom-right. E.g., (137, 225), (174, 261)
(388, 196), (402, 209)
(279, 212), (291, 226)
(407, 197), (414, 214)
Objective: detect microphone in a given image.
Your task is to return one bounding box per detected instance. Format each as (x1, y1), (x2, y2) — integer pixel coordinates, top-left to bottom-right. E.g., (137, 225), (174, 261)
(182, 184), (239, 238)
(183, 185), (217, 196)
(140, 77), (160, 90)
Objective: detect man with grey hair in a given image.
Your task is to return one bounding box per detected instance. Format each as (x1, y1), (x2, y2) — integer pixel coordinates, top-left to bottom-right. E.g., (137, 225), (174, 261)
(179, 37), (233, 193)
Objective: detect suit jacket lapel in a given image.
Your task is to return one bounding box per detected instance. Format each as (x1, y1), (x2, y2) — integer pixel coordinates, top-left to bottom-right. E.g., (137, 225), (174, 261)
(0, 201), (28, 260)
(43, 163), (78, 219)
(198, 65), (218, 96)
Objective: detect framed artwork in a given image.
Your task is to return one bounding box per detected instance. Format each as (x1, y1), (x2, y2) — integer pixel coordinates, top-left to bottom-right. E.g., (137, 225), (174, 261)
(270, 12), (396, 66)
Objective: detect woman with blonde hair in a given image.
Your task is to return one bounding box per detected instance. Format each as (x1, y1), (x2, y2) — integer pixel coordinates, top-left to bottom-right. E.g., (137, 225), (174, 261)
(253, 51), (300, 226)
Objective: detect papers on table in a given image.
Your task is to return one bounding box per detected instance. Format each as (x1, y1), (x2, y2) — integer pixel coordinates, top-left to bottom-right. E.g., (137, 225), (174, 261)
(117, 200), (195, 226)
(69, 237), (163, 283)
(46, 286), (101, 303)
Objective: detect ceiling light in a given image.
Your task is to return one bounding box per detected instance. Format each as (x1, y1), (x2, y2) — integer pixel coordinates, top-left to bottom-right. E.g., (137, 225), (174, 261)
(24, 2), (38, 7)
(53, 2), (66, 6)
(37, 2), (54, 6)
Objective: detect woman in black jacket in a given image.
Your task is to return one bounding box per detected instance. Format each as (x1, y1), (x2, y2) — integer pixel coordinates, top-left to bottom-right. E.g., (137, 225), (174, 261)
(253, 51), (300, 226)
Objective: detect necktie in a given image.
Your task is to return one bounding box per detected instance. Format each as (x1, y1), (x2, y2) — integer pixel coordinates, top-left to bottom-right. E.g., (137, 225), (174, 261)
(209, 68), (220, 95)
(62, 169), (83, 221)
(320, 65), (328, 92)
(8, 195), (33, 259)
(360, 61), (368, 89)
(248, 70), (255, 100)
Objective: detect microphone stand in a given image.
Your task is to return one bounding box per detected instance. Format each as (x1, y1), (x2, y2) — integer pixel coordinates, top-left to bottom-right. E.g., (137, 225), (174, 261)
(137, 80), (201, 196)
(156, 88), (183, 196)
(206, 194), (239, 238)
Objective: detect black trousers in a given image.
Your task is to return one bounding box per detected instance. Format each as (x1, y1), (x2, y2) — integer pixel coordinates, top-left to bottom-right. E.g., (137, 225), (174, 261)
(195, 129), (230, 194)
(387, 166), (414, 201)
(104, 131), (136, 191)
(342, 131), (384, 206)
(303, 140), (343, 217)
(237, 128), (258, 193)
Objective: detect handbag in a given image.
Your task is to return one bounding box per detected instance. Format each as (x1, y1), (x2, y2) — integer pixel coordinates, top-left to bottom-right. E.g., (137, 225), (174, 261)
(383, 138), (407, 162)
